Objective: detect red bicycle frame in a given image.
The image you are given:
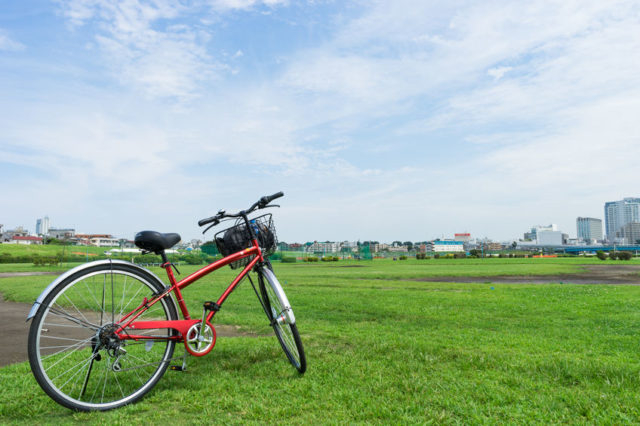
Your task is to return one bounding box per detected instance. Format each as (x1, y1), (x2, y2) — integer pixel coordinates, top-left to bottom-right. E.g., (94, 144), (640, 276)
(114, 237), (264, 349)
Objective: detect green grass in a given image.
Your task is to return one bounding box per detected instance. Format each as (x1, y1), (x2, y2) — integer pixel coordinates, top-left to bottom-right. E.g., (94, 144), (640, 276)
(1, 259), (640, 423)
(0, 244), (108, 257)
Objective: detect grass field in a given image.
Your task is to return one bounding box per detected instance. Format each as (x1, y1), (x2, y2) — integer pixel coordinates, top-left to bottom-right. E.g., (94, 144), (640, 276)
(0, 244), (109, 257)
(1, 258), (639, 424)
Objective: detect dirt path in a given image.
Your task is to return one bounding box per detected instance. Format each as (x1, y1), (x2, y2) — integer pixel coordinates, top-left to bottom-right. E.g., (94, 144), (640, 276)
(0, 295), (33, 367)
(0, 273), (264, 368)
(0, 271), (60, 278)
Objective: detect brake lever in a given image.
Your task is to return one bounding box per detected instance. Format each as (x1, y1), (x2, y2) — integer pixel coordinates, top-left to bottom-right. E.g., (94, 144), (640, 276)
(202, 220), (219, 235)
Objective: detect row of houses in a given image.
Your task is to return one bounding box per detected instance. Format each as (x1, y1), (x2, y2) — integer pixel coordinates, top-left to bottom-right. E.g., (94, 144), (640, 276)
(0, 224), (122, 247)
(277, 239), (501, 254)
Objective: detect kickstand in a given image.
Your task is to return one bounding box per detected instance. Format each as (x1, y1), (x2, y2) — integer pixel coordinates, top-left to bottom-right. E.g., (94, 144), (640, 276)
(170, 347), (189, 372)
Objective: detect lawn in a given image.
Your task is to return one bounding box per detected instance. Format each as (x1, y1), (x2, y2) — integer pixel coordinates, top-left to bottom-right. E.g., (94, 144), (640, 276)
(0, 244), (108, 257)
(1, 258), (639, 423)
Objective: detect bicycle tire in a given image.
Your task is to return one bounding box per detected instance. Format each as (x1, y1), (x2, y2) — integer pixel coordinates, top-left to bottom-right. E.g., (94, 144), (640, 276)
(28, 262), (178, 411)
(258, 267), (306, 373)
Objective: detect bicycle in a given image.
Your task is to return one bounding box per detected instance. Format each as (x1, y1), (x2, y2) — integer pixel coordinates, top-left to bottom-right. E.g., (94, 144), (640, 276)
(26, 192), (306, 411)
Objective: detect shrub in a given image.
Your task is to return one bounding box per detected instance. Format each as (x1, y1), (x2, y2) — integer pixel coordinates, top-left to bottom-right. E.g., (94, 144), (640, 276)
(454, 253), (466, 259)
(281, 256), (296, 263)
(320, 256), (339, 262)
(596, 250), (607, 261)
(304, 257), (319, 262)
(434, 253), (440, 259)
(415, 253), (426, 260)
(184, 254), (203, 265)
(398, 255), (407, 260)
(618, 251), (633, 261)
(33, 255), (60, 267)
(609, 252), (618, 260)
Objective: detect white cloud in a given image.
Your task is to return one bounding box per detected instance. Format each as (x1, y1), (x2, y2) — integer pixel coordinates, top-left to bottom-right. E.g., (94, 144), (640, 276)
(207, 0), (288, 12)
(487, 66), (512, 80)
(0, 29), (25, 51)
(58, 0), (214, 99)
(4, 0), (640, 241)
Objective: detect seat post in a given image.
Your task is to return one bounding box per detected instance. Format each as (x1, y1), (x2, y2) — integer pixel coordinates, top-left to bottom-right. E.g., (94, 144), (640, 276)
(159, 251), (169, 266)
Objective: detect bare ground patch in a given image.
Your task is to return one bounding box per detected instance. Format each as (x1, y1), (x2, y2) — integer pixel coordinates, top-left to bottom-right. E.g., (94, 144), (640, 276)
(410, 264), (640, 285)
(0, 294), (264, 368)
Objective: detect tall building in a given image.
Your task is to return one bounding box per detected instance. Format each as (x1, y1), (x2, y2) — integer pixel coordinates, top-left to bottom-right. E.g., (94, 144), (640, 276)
(576, 217), (603, 243)
(620, 222), (640, 245)
(604, 198), (640, 240)
(36, 216), (50, 236)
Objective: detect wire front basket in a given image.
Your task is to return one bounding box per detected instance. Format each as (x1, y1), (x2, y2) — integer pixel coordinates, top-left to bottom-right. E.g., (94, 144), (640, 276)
(214, 214), (277, 269)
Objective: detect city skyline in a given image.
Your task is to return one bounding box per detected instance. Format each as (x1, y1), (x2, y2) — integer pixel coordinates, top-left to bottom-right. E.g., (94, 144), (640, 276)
(1, 1), (639, 242)
(3, 195), (633, 244)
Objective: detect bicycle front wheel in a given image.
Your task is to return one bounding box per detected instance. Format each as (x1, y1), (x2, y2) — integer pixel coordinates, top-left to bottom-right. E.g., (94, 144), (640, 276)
(258, 267), (306, 373)
(28, 262), (178, 411)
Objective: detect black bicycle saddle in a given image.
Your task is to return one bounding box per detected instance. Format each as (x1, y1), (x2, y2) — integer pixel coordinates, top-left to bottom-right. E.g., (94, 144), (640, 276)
(134, 231), (181, 254)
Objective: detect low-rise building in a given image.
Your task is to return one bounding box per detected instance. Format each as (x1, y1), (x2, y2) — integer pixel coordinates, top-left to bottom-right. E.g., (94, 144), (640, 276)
(9, 236), (43, 245)
(454, 233), (471, 243)
(427, 240), (465, 253)
(75, 234), (120, 247)
(1, 226), (29, 242)
(537, 230), (563, 245)
(486, 242), (504, 251)
(306, 241), (339, 253)
(49, 228), (76, 240)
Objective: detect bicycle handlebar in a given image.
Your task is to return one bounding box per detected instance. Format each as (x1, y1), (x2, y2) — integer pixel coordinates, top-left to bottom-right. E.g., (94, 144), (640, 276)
(197, 192), (284, 228)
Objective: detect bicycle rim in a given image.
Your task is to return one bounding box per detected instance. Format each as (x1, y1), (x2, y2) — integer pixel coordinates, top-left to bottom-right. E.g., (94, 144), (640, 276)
(28, 264), (177, 411)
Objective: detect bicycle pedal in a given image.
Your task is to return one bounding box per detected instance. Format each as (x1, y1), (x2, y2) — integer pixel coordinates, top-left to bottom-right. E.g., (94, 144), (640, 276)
(170, 365), (186, 372)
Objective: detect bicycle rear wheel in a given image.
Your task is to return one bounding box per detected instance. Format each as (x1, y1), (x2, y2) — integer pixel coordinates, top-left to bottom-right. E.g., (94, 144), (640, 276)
(28, 262), (178, 411)
(258, 267), (306, 373)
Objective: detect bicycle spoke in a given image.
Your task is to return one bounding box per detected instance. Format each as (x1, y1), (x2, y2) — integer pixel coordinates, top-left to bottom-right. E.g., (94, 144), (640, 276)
(48, 304), (99, 331)
(118, 275), (128, 319)
(41, 335), (93, 362)
(29, 264), (177, 411)
(52, 353), (95, 384)
(62, 291), (93, 326)
(101, 273), (106, 326)
(111, 266), (115, 325)
(83, 278), (103, 312)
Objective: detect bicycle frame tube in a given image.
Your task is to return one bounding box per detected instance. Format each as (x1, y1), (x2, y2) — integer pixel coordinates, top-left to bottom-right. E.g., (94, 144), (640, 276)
(116, 239), (264, 337)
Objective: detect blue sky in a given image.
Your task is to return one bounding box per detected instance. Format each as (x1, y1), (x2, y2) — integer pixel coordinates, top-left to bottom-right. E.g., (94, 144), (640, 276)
(1, 0), (639, 243)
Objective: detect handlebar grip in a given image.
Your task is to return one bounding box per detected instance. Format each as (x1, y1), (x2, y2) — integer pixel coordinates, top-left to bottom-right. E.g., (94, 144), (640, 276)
(198, 217), (215, 227)
(262, 191), (284, 204)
